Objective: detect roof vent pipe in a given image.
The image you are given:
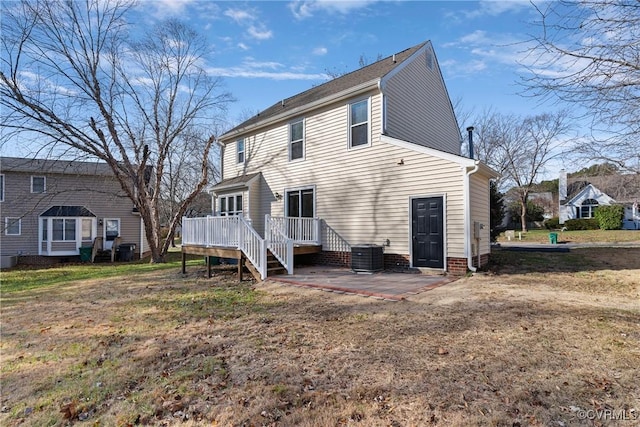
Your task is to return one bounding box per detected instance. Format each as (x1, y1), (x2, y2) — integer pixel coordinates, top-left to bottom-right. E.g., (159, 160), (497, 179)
(392, 54), (396, 63)
(466, 126), (475, 159)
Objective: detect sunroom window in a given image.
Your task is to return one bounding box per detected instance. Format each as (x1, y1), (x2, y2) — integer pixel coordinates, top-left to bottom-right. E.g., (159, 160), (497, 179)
(219, 194), (243, 216)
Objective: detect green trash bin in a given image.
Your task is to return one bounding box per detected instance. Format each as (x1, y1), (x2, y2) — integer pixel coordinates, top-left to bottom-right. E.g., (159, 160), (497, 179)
(79, 246), (92, 262)
(549, 232), (558, 244)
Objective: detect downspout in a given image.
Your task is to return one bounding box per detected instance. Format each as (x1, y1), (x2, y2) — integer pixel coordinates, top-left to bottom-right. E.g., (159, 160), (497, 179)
(465, 162), (480, 272)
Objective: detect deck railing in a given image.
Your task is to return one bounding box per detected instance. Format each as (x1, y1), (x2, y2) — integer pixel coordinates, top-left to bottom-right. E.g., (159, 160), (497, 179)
(182, 215), (322, 279)
(182, 216), (266, 279)
(265, 216), (321, 245)
(265, 215), (294, 274)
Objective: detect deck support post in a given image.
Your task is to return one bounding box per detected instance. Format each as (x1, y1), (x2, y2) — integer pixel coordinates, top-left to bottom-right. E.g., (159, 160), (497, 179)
(238, 253), (244, 281)
(207, 256), (212, 278)
(181, 251), (186, 274)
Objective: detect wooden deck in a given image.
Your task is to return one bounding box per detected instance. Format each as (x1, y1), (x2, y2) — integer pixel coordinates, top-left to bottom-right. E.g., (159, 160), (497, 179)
(181, 244), (322, 280)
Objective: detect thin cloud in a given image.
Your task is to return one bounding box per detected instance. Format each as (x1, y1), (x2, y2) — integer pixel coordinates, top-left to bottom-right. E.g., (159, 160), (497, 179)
(313, 46), (328, 56)
(289, 0), (378, 20)
(208, 57), (328, 80)
(247, 25), (273, 40)
(224, 8), (254, 23)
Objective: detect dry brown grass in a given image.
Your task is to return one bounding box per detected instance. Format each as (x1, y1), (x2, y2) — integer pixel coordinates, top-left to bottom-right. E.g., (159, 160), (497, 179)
(1, 249), (639, 426)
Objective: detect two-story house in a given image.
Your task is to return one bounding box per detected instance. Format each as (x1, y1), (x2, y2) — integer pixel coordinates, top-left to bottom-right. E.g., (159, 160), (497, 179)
(181, 41), (496, 279)
(0, 157), (148, 267)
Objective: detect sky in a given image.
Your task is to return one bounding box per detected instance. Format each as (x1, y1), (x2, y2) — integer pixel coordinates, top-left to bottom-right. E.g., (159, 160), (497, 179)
(2, 0), (567, 174)
(129, 0), (547, 129)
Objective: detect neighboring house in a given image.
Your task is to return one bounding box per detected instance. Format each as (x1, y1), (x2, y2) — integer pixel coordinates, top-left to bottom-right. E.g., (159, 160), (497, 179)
(0, 157), (148, 266)
(529, 192), (556, 220)
(559, 170), (640, 229)
(182, 41), (496, 278)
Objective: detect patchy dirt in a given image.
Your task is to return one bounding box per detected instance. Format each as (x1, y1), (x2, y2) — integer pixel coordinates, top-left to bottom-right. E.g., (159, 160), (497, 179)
(1, 251), (639, 426)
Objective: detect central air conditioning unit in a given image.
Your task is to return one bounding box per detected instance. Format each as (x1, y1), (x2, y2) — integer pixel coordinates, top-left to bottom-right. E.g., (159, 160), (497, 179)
(351, 244), (384, 272)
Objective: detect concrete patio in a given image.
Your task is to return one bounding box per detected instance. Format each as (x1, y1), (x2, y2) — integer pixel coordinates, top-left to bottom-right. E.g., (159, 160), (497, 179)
(266, 266), (453, 301)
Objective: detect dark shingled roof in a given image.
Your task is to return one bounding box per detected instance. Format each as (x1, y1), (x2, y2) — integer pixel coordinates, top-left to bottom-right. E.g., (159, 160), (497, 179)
(1, 157), (114, 176)
(210, 172), (261, 191)
(220, 41), (429, 141)
(41, 206), (96, 217)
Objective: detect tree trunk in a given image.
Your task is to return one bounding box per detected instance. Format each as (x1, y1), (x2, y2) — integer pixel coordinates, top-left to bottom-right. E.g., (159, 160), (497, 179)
(520, 199), (528, 233)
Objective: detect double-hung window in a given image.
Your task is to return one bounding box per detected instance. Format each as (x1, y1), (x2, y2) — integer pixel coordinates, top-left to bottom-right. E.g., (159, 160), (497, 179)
(31, 176), (46, 193)
(5, 217), (21, 236)
(289, 119), (304, 161)
(219, 194), (243, 216)
(52, 218), (76, 241)
(237, 139), (245, 164)
(580, 199), (599, 218)
(349, 99), (370, 148)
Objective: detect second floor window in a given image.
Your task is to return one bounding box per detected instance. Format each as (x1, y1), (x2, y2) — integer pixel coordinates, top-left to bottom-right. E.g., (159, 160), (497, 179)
(237, 139), (245, 164)
(349, 99), (369, 148)
(32, 176), (46, 193)
(289, 119), (304, 161)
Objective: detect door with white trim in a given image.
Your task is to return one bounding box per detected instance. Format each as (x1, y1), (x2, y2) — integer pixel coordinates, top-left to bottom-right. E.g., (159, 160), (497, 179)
(104, 218), (120, 250)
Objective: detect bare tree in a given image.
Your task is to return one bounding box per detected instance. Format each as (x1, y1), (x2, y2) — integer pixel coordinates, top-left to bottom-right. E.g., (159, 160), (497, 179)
(1, 0), (232, 262)
(522, 0), (640, 173)
(473, 110), (573, 232)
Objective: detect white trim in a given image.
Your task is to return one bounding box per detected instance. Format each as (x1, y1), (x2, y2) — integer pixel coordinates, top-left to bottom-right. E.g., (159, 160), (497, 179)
(103, 218), (121, 250)
(236, 138), (246, 164)
(217, 193), (244, 216)
(464, 164), (480, 272)
(288, 117), (306, 162)
(408, 194), (447, 271)
(139, 216), (144, 260)
(5, 217), (21, 236)
(284, 185), (316, 218)
(347, 97), (371, 150)
(31, 175), (46, 193)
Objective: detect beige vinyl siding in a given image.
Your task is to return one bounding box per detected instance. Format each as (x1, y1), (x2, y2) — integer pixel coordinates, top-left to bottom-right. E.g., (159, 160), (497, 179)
(221, 90), (469, 258)
(383, 49), (460, 155)
(0, 170), (144, 257)
(470, 172), (492, 256)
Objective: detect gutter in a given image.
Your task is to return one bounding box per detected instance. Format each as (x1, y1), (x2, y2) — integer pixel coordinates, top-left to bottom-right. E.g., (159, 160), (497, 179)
(465, 162), (480, 272)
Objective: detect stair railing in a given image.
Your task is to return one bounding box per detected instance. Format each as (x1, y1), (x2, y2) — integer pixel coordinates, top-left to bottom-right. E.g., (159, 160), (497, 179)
(265, 214), (294, 275)
(237, 216), (267, 280)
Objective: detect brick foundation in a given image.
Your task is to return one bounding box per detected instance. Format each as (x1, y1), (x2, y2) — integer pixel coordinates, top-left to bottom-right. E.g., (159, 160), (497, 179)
(17, 255), (81, 266)
(383, 253), (411, 270)
(447, 253), (491, 275)
(308, 250), (351, 268)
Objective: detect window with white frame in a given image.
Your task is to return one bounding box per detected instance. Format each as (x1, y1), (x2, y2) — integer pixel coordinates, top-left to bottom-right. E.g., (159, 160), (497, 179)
(349, 99), (369, 148)
(237, 139), (245, 164)
(5, 217), (21, 235)
(219, 194), (243, 216)
(0, 174), (4, 202)
(580, 199), (599, 218)
(52, 218), (76, 241)
(31, 176), (46, 193)
(289, 119), (304, 161)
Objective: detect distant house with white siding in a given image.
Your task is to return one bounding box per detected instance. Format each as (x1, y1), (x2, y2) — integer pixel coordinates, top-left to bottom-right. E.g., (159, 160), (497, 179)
(559, 170), (640, 229)
(0, 157), (148, 266)
(182, 41), (496, 278)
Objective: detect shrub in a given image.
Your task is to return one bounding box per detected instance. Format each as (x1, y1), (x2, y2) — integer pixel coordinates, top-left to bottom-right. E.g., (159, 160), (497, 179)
(594, 205), (624, 230)
(545, 217), (560, 230)
(564, 218), (600, 230)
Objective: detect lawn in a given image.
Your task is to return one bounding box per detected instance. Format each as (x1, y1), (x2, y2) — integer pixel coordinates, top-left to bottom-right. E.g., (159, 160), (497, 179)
(1, 248), (639, 426)
(496, 228), (640, 245)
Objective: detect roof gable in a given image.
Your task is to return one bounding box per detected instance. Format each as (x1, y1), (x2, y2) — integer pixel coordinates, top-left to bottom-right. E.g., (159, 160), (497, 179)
(566, 174), (640, 204)
(565, 184), (615, 206)
(220, 41), (429, 141)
